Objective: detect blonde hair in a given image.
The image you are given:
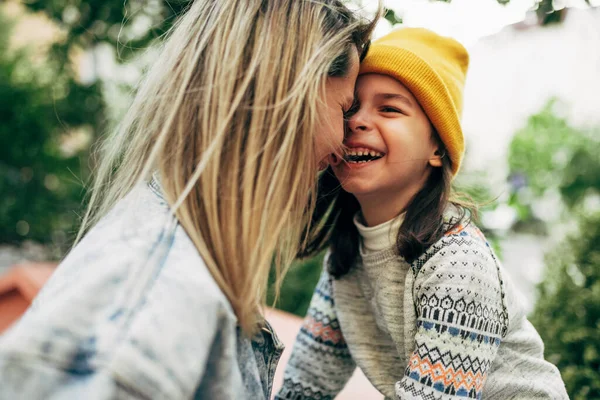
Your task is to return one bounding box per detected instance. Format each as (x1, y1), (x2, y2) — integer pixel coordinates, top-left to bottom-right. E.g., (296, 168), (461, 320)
(78, 0), (377, 334)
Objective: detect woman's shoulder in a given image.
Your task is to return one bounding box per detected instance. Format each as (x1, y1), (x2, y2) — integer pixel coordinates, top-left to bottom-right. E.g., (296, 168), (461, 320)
(35, 182), (233, 313)
(0, 183), (238, 397)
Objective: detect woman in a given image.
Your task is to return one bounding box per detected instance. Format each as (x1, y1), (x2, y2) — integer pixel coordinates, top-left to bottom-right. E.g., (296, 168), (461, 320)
(0, 1), (377, 398)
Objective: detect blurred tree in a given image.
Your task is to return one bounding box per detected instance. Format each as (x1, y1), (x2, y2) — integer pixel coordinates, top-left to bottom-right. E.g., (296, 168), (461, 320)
(268, 253), (326, 317)
(383, 8), (403, 26)
(1, 0), (190, 250)
(0, 12), (103, 252)
(508, 99), (600, 226)
(535, 0), (566, 25)
(535, 0), (595, 25)
(508, 100), (600, 398)
(22, 0), (190, 65)
(530, 212), (600, 399)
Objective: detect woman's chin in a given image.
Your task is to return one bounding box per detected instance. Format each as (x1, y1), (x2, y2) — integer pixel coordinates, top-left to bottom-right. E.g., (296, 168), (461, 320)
(318, 158), (329, 171)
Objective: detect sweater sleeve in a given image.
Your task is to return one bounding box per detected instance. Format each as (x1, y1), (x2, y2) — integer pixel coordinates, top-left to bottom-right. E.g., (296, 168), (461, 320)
(275, 259), (356, 400)
(395, 231), (509, 400)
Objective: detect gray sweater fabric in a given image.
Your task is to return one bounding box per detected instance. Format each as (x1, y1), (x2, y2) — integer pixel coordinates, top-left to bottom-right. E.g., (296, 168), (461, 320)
(276, 212), (569, 400)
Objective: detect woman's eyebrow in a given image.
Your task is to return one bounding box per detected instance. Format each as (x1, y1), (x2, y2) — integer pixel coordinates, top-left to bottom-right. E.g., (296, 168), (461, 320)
(374, 92), (413, 108)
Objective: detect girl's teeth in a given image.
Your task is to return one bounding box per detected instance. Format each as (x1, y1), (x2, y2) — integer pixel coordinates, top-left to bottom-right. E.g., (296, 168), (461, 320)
(344, 148), (385, 163)
(346, 149), (384, 156)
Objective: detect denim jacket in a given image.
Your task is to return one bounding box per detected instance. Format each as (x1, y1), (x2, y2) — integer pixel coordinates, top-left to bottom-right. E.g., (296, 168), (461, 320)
(0, 179), (284, 399)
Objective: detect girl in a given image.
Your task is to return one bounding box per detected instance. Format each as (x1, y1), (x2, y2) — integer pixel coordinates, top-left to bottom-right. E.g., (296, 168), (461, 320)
(0, 1), (377, 399)
(277, 28), (568, 400)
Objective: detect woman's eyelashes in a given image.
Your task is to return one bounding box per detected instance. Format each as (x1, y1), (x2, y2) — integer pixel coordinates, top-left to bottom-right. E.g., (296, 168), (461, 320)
(343, 100), (360, 119)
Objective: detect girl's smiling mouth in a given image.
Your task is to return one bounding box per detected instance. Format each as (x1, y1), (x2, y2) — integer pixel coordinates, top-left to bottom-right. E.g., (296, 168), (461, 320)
(343, 146), (385, 164)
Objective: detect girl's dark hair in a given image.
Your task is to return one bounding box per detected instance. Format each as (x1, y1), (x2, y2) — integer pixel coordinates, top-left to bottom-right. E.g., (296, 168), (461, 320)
(300, 137), (475, 279)
(324, 1), (377, 78)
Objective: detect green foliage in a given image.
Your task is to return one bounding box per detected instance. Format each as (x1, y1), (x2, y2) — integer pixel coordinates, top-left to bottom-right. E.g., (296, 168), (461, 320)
(383, 1), (514, 27)
(533, 0), (596, 25)
(268, 253), (325, 317)
(530, 212), (600, 399)
(559, 133), (600, 209)
(508, 100), (600, 399)
(0, 14), (103, 251)
(535, 0), (564, 25)
(508, 100), (600, 217)
(22, 0), (191, 63)
(1, 0), (191, 250)
(383, 8), (402, 26)
(510, 101), (582, 197)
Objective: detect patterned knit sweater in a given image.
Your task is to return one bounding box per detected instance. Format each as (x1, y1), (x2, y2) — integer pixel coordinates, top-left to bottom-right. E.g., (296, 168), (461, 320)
(276, 213), (568, 400)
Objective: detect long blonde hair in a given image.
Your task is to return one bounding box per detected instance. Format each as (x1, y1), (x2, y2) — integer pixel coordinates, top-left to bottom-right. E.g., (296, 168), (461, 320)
(78, 0), (377, 334)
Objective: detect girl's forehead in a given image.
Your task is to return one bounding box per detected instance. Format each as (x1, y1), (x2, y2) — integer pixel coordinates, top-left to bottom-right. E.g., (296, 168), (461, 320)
(355, 74), (413, 99)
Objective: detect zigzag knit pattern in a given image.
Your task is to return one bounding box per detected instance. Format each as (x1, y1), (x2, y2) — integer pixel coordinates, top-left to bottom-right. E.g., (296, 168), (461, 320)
(404, 328), (496, 398)
(396, 224), (507, 399)
(275, 270), (356, 399)
(396, 380), (445, 400)
(297, 276), (351, 353)
(278, 378), (334, 400)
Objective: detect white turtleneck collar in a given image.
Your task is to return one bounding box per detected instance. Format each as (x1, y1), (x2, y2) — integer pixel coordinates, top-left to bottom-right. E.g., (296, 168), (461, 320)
(353, 212), (405, 253)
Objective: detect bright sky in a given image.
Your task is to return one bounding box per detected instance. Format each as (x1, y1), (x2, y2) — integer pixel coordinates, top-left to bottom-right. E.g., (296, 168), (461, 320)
(356, 0), (599, 47)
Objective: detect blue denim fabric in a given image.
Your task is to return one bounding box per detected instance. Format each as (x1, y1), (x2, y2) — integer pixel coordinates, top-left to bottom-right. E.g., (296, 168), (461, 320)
(0, 180), (284, 399)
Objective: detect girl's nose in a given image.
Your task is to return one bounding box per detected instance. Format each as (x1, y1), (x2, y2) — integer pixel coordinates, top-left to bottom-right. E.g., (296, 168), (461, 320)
(347, 109), (370, 133)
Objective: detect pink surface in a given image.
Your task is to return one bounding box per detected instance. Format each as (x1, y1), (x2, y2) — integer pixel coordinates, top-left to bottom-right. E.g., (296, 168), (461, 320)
(0, 263), (58, 333)
(0, 263), (57, 301)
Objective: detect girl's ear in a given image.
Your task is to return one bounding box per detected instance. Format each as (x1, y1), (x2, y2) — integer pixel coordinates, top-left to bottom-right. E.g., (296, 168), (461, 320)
(428, 148), (445, 168)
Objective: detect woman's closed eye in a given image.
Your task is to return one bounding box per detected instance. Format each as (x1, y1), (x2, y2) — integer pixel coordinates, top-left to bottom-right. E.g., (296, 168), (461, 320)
(343, 101), (360, 119)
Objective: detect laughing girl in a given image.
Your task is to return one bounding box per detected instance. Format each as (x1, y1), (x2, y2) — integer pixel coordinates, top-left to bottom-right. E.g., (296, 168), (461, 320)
(276, 28), (568, 400)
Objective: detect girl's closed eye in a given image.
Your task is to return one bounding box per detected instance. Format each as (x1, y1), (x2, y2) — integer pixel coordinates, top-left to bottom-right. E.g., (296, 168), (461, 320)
(380, 106), (403, 114)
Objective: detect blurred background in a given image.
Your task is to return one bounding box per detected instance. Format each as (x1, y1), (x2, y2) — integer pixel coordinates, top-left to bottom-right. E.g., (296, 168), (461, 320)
(0, 0), (598, 398)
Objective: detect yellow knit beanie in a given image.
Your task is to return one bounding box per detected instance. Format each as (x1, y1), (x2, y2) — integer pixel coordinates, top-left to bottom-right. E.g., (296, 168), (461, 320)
(360, 27), (469, 175)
